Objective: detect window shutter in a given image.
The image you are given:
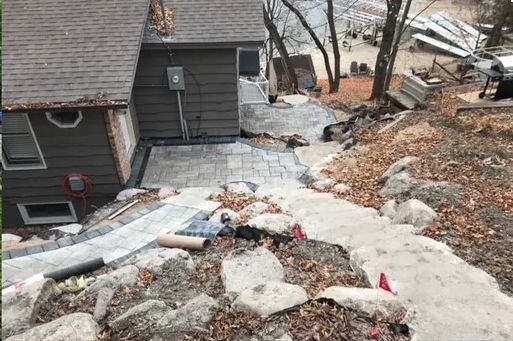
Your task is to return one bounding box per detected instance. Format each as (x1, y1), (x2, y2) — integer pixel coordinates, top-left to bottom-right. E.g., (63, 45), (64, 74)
(4, 114), (31, 134)
(3, 135), (40, 159)
(2, 113), (45, 167)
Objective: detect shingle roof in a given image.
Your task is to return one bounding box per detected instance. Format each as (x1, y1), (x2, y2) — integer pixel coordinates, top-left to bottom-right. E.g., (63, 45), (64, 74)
(143, 0), (265, 46)
(2, 0), (150, 110)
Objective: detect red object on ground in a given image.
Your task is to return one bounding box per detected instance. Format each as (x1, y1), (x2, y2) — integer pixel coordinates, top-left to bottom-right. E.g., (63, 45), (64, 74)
(379, 272), (393, 293)
(369, 326), (381, 339)
(294, 224), (307, 240)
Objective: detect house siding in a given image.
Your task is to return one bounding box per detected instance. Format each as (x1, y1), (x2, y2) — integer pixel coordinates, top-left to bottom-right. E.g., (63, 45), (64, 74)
(133, 47), (240, 138)
(3, 110), (123, 228)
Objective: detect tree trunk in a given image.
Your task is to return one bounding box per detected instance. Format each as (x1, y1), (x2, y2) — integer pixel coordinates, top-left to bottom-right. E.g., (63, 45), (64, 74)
(485, 22), (503, 48)
(383, 0), (412, 94)
(263, 4), (298, 92)
(327, 0), (341, 92)
(282, 0), (335, 93)
(371, 0), (402, 100)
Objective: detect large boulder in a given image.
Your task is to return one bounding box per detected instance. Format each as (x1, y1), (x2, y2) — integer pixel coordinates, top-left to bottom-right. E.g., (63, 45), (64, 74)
(380, 172), (418, 197)
(111, 300), (170, 331)
(83, 265), (139, 296)
(393, 199), (437, 232)
(2, 278), (61, 338)
(246, 213), (296, 234)
(156, 294), (218, 337)
(2, 233), (22, 247)
(125, 248), (195, 276)
(380, 199), (397, 219)
(239, 202), (270, 217)
(380, 156), (419, 184)
(5, 313), (99, 341)
(233, 282), (308, 317)
(310, 179), (335, 190)
(221, 248), (285, 294)
(92, 287), (115, 322)
(317, 286), (403, 316)
(333, 183), (351, 194)
(116, 188), (147, 201)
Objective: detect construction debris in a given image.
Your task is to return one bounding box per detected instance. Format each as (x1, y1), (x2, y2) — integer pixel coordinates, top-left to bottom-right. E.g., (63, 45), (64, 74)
(150, 0), (175, 35)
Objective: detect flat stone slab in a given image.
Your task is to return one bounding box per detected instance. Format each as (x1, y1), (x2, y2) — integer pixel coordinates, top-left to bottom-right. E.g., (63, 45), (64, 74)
(5, 313), (99, 341)
(281, 94), (310, 105)
(317, 286), (402, 316)
(83, 265), (139, 295)
(156, 294), (219, 336)
(51, 223), (83, 235)
(161, 187), (222, 212)
(246, 213), (296, 234)
(111, 300), (169, 331)
(124, 248), (195, 275)
(2, 233), (22, 246)
(2, 277), (61, 338)
(221, 247), (285, 294)
(239, 202), (270, 217)
(233, 282), (309, 316)
(256, 182), (513, 340)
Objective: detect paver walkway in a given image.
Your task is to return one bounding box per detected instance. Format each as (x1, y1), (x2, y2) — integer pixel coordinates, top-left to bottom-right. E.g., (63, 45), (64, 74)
(141, 142), (307, 188)
(1, 188), (221, 287)
(256, 182), (513, 340)
(240, 100), (336, 142)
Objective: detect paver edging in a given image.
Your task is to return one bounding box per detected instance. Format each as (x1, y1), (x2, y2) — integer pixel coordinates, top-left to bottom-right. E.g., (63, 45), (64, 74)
(3, 202), (167, 261)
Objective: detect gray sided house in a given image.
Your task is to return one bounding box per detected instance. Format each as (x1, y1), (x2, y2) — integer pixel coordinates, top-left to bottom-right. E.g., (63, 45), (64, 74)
(2, 0), (264, 228)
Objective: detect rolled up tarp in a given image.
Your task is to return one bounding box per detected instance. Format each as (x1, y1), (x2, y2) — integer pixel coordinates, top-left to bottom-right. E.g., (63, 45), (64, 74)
(157, 234), (211, 251)
(44, 257), (105, 282)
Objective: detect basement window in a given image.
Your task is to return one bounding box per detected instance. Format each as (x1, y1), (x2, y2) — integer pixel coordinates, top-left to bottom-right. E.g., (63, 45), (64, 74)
(46, 111), (83, 128)
(2, 113), (47, 170)
(17, 202), (77, 225)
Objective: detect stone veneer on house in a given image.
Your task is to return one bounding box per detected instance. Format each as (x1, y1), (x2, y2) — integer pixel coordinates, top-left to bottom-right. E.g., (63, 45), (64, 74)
(105, 109), (131, 184)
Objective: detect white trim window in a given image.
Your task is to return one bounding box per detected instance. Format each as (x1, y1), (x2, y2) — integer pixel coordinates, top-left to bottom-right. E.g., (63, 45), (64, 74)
(2, 113), (47, 170)
(17, 201), (78, 225)
(46, 111), (83, 128)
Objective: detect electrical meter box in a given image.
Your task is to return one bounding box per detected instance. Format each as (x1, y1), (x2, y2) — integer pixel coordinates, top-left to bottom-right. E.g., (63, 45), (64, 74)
(167, 66), (185, 90)
(69, 176), (85, 192)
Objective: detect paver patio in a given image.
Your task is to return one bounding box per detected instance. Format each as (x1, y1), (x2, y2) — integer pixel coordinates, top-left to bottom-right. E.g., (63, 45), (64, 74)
(141, 142), (308, 189)
(240, 100), (337, 142)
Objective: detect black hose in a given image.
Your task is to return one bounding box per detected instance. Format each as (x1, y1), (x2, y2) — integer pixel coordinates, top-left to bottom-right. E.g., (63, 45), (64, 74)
(44, 257), (105, 281)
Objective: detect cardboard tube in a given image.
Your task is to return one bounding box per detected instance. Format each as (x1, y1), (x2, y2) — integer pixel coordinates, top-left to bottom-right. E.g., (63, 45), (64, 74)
(157, 234), (211, 251)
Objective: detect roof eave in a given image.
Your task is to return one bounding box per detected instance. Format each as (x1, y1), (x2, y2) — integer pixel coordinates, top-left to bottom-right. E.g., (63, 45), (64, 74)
(142, 40), (265, 49)
(2, 101), (129, 113)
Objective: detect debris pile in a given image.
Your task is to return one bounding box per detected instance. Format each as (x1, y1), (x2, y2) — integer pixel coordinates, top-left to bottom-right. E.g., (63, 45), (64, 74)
(150, 0), (175, 35)
(191, 300), (409, 341)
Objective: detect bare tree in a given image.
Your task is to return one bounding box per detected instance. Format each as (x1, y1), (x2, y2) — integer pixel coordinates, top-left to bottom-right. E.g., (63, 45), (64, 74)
(282, 0), (340, 93)
(263, 1), (298, 91)
(370, 0), (402, 101)
(327, 0), (341, 92)
(483, 1), (513, 48)
(383, 0), (413, 94)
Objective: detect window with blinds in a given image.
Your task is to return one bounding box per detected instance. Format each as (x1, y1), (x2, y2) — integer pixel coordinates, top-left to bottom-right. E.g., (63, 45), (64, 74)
(2, 113), (46, 169)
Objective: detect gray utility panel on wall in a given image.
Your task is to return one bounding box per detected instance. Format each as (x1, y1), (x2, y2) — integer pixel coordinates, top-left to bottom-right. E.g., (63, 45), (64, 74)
(167, 66), (185, 91)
